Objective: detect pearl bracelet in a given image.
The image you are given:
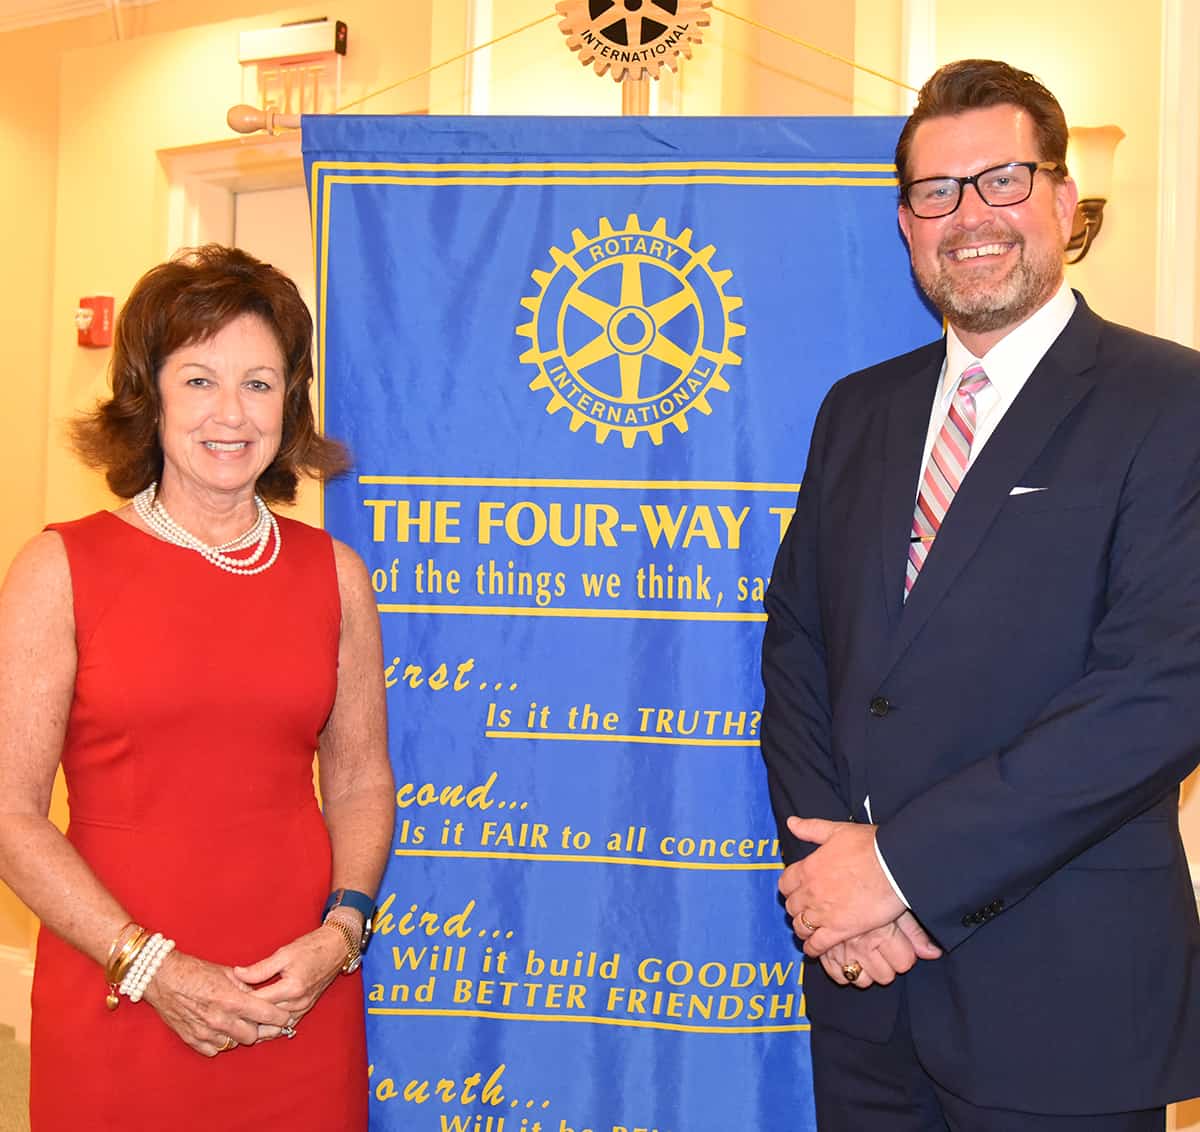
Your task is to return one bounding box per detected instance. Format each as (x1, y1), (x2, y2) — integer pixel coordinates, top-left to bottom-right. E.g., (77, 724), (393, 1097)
(119, 932), (161, 994)
(118, 933), (175, 1003)
(130, 938), (175, 1003)
(121, 936), (164, 1002)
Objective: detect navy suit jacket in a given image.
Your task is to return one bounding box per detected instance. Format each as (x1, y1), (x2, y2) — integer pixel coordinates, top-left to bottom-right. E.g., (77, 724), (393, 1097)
(762, 296), (1200, 1114)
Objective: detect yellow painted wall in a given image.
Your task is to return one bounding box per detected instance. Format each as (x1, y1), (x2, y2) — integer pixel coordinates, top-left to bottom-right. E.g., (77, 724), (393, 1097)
(852, 0), (906, 116)
(936, 0), (1200, 924)
(1, 0), (1197, 1059)
(4, 0), (863, 960)
(0, 16), (107, 619)
(444, 2), (859, 118)
(716, 1), (854, 115)
(0, 0), (436, 955)
(927, 10), (1200, 1010)
(0, 14), (117, 951)
(474, 0), (623, 115)
(43, 0), (435, 528)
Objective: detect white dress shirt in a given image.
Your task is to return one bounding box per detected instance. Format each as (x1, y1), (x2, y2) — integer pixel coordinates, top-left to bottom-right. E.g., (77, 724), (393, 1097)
(871, 281), (1078, 908)
(920, 281), (1077, 479)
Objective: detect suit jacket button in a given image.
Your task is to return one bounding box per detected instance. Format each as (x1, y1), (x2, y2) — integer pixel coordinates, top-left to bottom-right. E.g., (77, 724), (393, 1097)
(868, 696), (891, 718)
(961, 914), (975, 928)
(989, 900), (1003, 914)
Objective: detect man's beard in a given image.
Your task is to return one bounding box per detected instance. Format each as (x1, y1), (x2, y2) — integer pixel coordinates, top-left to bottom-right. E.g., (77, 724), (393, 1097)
(912, 226), (1064, 334)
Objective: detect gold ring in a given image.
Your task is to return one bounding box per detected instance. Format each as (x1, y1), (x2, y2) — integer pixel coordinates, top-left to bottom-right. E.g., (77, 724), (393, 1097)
(842, 961), (863, 983)
(799, 912), (819, 933)
(217, 1035), (236, 1052)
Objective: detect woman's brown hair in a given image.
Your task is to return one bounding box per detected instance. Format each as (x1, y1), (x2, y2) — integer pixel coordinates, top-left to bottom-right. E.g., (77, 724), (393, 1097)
(72, 244), (349, 504)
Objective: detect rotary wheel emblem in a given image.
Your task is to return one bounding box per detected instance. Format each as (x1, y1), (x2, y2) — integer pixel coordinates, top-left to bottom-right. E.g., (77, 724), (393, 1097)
(555, 0), (712, 82)
(516, 215), (744, 448)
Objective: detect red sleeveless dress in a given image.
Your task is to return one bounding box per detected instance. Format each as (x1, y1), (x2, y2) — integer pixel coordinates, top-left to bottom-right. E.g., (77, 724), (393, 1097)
(30, 511), (368, 1130)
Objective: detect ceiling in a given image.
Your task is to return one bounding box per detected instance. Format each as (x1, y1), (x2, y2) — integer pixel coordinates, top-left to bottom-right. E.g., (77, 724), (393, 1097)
(0, 0), (156, 34)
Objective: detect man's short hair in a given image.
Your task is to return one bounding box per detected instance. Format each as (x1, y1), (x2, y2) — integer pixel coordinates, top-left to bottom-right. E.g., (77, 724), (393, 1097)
(895, 59), (1069, 187)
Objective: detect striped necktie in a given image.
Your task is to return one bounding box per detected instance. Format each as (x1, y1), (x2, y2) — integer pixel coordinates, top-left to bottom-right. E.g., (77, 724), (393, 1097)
(905, 363), (990, 598)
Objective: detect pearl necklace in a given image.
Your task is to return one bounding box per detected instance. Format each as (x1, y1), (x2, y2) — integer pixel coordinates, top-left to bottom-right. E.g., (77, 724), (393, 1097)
(132, 483), (282, 576)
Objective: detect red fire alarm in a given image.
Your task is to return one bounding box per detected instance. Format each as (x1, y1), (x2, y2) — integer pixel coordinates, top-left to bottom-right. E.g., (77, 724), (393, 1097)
(76, 295), (114, 348)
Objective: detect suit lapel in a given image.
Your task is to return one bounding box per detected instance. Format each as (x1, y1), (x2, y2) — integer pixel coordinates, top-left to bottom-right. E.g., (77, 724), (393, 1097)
(882, 299), (1104, 674)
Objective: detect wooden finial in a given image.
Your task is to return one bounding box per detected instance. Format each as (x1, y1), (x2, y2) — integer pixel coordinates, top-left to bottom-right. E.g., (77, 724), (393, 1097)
(226, 104), (300, 135)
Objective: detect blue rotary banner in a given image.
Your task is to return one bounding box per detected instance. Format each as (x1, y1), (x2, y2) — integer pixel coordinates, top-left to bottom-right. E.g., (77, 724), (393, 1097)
(303, 115), (939, 1132)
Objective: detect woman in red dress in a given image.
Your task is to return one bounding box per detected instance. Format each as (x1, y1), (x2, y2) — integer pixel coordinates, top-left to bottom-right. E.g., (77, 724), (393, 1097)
(0, 245), (394, 1129)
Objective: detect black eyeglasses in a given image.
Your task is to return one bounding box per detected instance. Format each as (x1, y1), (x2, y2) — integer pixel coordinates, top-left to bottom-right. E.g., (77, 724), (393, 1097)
(902, 161), (1065, 219)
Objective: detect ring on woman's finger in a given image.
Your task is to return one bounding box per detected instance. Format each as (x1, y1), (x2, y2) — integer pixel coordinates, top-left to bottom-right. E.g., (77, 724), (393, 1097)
(841, 961), (863, 983)
(799, 912), (819, 933)
(217, 1035), (236, 1052)
(281, 1024), (297, 1039)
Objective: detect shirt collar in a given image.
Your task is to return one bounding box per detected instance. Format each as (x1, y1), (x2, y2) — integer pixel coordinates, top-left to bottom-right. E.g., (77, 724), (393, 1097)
(940, 280), (1077, 402)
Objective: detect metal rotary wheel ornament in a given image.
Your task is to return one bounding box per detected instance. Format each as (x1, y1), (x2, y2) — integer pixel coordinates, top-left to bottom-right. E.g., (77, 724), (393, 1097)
(555, 0), (712, 82)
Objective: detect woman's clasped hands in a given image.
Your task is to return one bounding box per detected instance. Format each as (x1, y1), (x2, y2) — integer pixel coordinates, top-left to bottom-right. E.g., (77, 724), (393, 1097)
(142, 923), (350, 1057)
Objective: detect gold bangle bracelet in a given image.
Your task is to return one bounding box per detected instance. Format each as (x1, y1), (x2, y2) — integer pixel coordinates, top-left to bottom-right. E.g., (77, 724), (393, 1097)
(104, 922), (142, 981)
(109, 941), (148, 993)
(106, 927), (149, 986)
(321, 917), (359, 972)
(105, 923), (150, 1011)
(105, 921), (139, 973)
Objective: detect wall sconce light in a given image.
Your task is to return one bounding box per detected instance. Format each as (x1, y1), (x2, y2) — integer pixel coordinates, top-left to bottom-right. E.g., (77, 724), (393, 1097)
(1065, 125), (1125, 264)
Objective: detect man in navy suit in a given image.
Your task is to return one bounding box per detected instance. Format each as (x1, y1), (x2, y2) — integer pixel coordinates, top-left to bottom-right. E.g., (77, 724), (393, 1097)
(761, 58), (1200, 1130)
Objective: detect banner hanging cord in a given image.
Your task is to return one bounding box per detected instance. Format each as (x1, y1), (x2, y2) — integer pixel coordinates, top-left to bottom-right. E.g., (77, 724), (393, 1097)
(710, 4), (918, 95)
(305, 6), (916, 121)
(330, 11), (557, 116)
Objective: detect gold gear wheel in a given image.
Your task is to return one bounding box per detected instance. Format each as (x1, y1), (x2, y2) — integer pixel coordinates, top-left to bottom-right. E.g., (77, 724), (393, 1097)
(555, 0), (712, 82)
(516, 214), (744, 449)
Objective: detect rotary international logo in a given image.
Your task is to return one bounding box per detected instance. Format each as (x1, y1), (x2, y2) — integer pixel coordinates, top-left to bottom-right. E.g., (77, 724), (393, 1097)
(555, 0), (712, 82)
(516, 215), (745, 448)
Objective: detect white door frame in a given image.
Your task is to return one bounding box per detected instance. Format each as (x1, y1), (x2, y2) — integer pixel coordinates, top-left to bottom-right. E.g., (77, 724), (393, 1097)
(159, 132), (305, 257)
(1156, 0), (1200, 348)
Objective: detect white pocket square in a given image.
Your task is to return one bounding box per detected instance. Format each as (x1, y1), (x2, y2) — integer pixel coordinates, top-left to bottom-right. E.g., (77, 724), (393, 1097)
(1009, 486), (1047, 495)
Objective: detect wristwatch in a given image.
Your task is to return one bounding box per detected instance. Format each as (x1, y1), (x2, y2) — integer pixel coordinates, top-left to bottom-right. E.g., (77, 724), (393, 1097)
(322, 888), (377, 974)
